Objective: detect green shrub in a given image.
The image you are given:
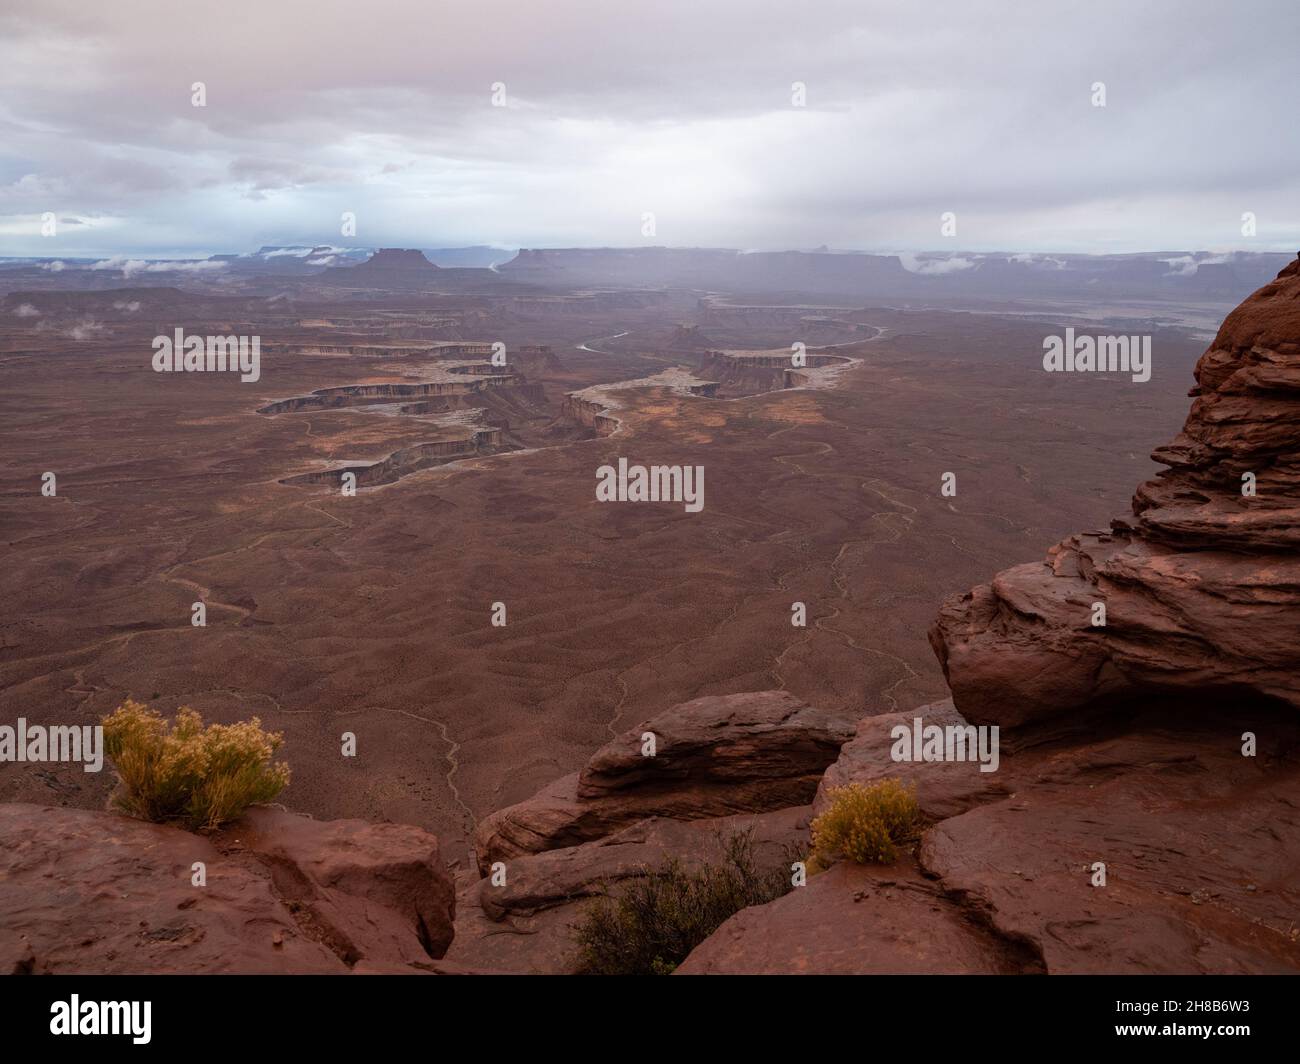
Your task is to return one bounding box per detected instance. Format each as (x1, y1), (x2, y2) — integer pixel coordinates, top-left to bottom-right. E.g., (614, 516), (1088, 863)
(101, 700), (290, 831)
(573, 828), (792, 975)
(807, 779), (919, 870)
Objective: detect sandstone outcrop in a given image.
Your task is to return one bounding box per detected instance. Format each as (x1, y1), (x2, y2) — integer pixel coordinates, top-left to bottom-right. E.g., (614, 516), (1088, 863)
(280, 429), (508, 490)
(931, 257), (1300, 728)
(474, 691), (852, 872)
(560, 392), (620, 436)
(449, 807), (809, 974)
(219, 807), (456, 964)
(0, 804), (454, 974)
(813, 699), (1009, 821)
(451, 691), (849, 973)
(679, 261), (1300, 975)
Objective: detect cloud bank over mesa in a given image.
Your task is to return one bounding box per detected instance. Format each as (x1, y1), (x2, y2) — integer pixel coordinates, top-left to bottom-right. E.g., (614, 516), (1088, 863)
(1, 0), (1297, 257)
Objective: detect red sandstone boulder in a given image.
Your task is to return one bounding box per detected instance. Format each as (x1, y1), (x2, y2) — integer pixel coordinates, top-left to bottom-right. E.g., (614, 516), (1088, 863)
(475, 691), (851, 871)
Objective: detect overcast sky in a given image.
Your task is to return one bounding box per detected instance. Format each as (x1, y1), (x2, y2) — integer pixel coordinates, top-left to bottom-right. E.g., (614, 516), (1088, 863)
(1, 0), (1297, 258)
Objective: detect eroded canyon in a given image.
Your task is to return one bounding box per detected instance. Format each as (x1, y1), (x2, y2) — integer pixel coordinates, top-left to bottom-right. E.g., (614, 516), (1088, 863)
(3, 246), (1292, 974)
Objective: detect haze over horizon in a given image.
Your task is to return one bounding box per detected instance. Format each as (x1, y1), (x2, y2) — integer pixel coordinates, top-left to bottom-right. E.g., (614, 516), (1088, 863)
(2, 0), (1298, 258)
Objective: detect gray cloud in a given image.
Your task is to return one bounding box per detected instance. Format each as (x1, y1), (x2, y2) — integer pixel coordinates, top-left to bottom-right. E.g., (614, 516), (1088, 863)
(1, 0), (1297, 255)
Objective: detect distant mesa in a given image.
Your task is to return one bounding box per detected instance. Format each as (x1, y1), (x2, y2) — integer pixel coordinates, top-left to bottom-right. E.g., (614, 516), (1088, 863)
(314, 247), (442, 290)
(498, 246), (1295, 302)
(310, 243), (447, 286)
(353, 248), (440, 272)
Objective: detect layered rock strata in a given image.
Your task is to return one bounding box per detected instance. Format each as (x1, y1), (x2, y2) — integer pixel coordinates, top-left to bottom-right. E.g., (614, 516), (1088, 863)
(931, 258), (1300, 728)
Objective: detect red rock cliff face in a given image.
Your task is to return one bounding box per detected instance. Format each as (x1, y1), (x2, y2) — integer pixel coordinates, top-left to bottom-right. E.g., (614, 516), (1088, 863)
(931, 258), (1300, 728)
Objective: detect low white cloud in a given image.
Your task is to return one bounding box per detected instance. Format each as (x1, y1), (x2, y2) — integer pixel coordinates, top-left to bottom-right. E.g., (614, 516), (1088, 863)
(91, 255), (146, 276)
(13, 302), (41, 317)
(66, 319), (106, 340)
(90, 256), (225, 277)
(1007, 252), (1068, 269)
(899, 253), (977, 275)
(1161, 253), (1232, 276)
(158, 259), (225, 272)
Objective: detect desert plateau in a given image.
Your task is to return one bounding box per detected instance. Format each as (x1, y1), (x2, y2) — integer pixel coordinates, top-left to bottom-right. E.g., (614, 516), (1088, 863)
(1, 3), (1297, 1045)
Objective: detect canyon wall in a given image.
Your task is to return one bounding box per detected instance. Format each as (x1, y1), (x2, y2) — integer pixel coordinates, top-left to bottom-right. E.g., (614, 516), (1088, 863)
(931, 257), (1300, 728)
(560, 394), (621, 436)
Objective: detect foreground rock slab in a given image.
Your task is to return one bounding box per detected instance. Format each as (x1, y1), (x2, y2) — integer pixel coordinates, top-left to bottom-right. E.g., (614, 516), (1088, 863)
(678, 859), (1041, 975)
(0, 804), (338, 973)
(0, 803), (454, 974)
(919, 724), (1300, 974)
(450, 807), (809, 974)
(220, 806), (456, 965)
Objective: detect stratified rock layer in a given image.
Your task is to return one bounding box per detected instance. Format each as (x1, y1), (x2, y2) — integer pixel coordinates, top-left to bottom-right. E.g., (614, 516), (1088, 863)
(475, 691), (852, 871)
(931, 258), (1300, 727)
(455, 691), (846, 972)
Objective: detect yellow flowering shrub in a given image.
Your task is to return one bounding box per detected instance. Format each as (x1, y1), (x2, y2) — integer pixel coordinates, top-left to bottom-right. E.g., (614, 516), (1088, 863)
(807, 779), (919, 870)
(101, 700), (290, 830)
